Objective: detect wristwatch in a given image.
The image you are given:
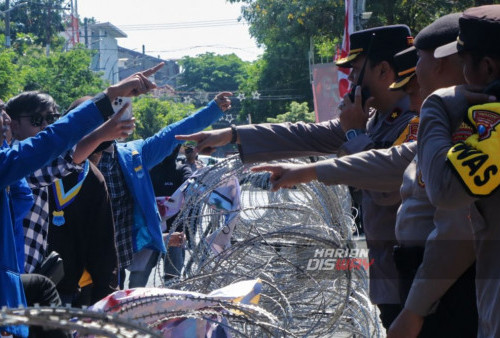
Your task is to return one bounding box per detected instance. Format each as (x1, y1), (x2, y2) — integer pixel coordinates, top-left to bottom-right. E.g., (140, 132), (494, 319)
(345, 128), (365, 141)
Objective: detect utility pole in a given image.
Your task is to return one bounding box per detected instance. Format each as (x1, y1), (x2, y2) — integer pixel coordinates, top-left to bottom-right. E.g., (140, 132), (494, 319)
(73, 0), (80, 44)
(84, 17), (88, 47)
(46, 0), (52, 55)
(5, 0), (10, 47)
(354, 0), (364, 31)
(3, 1), (28, 47)
(354, 0), (371, 31)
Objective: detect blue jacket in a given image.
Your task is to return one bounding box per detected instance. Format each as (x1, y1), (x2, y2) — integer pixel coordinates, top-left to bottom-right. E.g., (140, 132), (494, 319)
(1, 141), (33, 273)
(9, 178), (34, 273)
(116, 100), (223, 253)
(0, 98), (105, 336)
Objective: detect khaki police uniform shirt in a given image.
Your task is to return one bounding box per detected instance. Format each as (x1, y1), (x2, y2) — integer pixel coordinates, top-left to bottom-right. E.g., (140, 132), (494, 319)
(315, 141), (474, 316)
(418, 87), (497, 337)
(399, 154), (475, 316)
(237, 97), (415, 304)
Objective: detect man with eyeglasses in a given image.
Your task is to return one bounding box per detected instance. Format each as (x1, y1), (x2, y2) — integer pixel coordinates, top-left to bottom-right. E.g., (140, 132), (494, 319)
(14, 108), (60, 132)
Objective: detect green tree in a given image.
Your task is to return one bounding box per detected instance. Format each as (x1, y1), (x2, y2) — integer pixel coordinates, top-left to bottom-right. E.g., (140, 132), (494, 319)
(237, 58), (265, 122)
(0, 38), (24, 99)
(179, 52), (247, 93)
(19, 44), (107, 109)
(228, 0), (345, 122)
(365, 1), (500, 34)
(131, 96), (197, 140)
(228, 0), (500, 123)
(266, 101), (315, 123)
(5, 0), (68, 47)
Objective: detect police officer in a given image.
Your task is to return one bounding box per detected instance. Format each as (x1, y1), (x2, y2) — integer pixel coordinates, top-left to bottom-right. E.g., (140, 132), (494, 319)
(390, 13), (478, 338)
(178, 25), (416, 329)
(417, 5), (500, 337)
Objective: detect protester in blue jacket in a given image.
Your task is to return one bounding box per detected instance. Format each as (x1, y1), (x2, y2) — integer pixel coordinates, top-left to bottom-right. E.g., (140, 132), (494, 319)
(0, 63), (162, 336)
(96, 92), (232, 288)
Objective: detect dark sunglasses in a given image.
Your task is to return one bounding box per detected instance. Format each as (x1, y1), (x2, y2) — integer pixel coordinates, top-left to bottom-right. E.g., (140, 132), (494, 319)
(17, 113), (61, 127)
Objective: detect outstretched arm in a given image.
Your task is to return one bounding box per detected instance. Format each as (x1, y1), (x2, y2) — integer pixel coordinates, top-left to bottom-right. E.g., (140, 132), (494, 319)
(252, 143), (415, 192)
(251, 163), (317, 191)
(142, 92), (232, 170)
(176, 127), (234, 155)
(0, 63), (164, 189)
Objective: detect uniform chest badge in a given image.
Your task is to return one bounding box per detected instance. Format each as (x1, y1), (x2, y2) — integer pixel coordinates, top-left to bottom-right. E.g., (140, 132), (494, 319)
(472, 109), (500, 141)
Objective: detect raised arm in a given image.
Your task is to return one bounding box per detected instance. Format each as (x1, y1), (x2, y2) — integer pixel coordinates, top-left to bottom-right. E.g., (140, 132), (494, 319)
(141, 92), (231, 170)
(0, 63), (163, 189)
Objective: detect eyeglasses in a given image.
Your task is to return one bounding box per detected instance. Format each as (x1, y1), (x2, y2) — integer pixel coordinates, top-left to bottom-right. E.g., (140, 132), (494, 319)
(17, 113), (61, 127)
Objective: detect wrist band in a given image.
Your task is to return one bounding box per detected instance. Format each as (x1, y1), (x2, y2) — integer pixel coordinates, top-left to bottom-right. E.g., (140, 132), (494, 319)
(92, 92), (114, 120)
(345, 128), (365, 141)
(230, 124), (238, 144)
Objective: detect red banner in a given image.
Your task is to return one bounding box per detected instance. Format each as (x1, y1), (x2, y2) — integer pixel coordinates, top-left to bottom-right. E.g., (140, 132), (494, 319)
(312, 63), (342, 122)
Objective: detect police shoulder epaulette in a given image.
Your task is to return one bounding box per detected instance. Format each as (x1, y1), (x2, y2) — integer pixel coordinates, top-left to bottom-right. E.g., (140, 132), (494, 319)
(393, 116), (419, 146)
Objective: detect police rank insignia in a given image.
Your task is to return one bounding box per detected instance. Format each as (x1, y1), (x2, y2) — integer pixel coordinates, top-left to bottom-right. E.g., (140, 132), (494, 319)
(386, 108), (402, 123)
(447, 103), (500, 196)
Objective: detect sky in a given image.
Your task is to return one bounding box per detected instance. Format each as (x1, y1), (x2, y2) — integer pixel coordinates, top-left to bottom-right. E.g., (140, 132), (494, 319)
(76, 0), (263, 62)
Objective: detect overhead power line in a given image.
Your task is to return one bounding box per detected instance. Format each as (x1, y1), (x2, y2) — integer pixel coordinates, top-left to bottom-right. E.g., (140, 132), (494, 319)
(117, 19), (244, 31)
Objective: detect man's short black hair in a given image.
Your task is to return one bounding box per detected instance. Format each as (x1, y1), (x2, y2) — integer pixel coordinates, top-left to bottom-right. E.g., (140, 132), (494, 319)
(5, 91), (58, 119)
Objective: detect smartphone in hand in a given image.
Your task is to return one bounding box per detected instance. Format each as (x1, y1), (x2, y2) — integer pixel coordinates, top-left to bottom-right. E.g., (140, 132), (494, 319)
(112, 97), (133, 121)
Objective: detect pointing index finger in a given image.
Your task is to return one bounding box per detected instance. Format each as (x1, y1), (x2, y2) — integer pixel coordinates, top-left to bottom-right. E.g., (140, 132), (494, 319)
(175, 134), (201, 142)
(217, 91), (233, 99)
(251, 165), (278, 173)
(141, 62), (165, 77)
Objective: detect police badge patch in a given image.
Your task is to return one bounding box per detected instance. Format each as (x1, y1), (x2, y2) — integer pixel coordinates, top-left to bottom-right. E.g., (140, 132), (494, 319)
(447, 103), (500, 196)
(393, 116), (419, 146)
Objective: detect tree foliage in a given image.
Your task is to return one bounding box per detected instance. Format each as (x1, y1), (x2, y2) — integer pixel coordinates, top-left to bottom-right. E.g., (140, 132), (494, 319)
(5, 0), (68, 46)
(365, 0), (500, 34)
(131, 96), (197, 140)
(1, 0), (498, 137)
(0, 42), (23, 100)
(237, 58), (266, 122)
(178, 52), (247, 93)
(227, 0), (345, 122)
(226, 0), (500, 124)
(266, 101), (315, 123)
(19, 44), (107, 109)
